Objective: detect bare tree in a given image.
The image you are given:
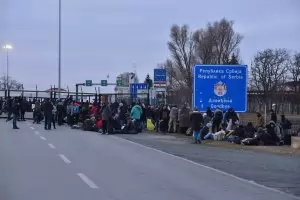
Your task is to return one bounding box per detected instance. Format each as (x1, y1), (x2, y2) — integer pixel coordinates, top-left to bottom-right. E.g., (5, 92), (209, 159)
(250, 48), (290, 104)
(167, 24), (196, 103)
(289, 52), (300, 92)
(193, 18), (243, 65)
(0, 75), (23, 90)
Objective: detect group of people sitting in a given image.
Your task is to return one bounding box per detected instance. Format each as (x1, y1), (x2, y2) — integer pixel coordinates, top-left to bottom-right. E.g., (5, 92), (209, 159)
(189, 107), (294, 146)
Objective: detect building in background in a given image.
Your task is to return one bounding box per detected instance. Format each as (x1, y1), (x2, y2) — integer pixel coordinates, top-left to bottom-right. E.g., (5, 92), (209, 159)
(117, 72), (139, 86)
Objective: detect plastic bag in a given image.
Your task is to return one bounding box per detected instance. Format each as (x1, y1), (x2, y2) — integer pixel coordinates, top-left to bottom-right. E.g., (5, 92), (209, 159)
(147, 118), (155, 131)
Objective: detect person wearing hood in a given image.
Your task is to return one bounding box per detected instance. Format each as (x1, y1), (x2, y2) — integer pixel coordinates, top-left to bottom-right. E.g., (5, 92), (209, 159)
(178, 104), (190, 134)
(212, 108), (223, 133)
(203, 113), (211, 125)
(190, 108), (204, 144)
(130, 102), (143, 133)
(206, 107), (213, 118)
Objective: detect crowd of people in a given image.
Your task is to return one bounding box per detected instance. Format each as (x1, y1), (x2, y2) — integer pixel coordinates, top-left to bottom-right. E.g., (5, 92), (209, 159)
(1, 96), (299, 146)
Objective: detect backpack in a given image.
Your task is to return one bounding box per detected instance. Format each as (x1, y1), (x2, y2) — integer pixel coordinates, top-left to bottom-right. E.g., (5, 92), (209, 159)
(73, 106), (79, 114)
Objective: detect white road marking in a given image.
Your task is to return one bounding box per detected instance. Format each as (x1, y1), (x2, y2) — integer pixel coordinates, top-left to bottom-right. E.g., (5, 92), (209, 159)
(48, 143), (56, 149)
(30, 127), (35, 130)
(77, 173), (99, 189)
(27, 123), (30, 126)
(40, 136), (46, 141)
(59, 154), (71, 164)
(34, 131), (40, 135)
(112, 136), (300, 200)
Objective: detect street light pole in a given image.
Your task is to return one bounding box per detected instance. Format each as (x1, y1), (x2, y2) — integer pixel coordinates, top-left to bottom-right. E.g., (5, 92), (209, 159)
(6, 50), (9, 91)
(3, 44), (12, 97)
(58, 0), (62, 99)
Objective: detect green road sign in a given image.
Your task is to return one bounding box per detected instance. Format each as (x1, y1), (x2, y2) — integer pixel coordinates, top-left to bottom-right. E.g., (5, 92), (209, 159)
(101, 80), (108, 86)
(116, 79), (122, 86)
(85, 80), (92, 87)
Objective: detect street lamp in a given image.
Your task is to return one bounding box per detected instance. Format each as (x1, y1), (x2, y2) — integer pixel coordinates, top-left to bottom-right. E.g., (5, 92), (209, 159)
(3, 44), (13, 94)
(58, 0), (62, 99)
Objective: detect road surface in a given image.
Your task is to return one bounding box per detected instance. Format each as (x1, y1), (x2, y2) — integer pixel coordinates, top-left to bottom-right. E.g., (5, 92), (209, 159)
(0, 120), (299, 200)
(118, 133), (300, 197)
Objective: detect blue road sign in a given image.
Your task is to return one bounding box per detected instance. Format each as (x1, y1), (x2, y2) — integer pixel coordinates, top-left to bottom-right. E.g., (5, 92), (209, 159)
(193, 65), (247, 112)
(154, 69), (166, 84)
(130, 83), (148, 98)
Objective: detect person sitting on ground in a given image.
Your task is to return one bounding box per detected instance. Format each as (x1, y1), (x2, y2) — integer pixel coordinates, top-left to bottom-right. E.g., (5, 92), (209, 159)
(244, 122), (256, 138)
(255, 112), (264, 130)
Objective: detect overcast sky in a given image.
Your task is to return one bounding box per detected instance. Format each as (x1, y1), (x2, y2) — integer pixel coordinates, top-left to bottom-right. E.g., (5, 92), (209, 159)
(1, 0), (299, 93)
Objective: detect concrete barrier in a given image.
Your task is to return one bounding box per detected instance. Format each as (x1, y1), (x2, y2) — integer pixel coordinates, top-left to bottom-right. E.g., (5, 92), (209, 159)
(291, 136), (300, 149)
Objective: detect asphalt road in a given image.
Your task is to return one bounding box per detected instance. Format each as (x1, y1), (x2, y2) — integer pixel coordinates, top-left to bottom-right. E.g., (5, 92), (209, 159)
(0, 120), (299, 200)
(117, 133), (300, 197)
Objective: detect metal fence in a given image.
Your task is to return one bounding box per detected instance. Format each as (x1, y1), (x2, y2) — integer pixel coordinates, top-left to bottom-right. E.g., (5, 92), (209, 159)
(0, 89), (149, 104)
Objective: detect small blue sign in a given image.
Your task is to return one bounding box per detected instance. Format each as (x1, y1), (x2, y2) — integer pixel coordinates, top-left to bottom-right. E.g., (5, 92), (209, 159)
(154, 69), (166, 84)
(193, 65), (247, 112)
(130, 83), (148, 98)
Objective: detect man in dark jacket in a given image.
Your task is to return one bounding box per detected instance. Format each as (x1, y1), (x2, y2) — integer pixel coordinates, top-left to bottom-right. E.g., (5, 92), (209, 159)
(20, 97), (27, 121)
(6, 97), (13, 121)
(56, 100), (64, 125)
(12, 97), (20, 129)
(190, 108), (204, 144)
(212, 108), (223, 133)
(44, 98), (53, 130)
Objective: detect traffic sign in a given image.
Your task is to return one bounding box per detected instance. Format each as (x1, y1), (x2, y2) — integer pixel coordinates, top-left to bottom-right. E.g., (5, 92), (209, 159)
(154, 68), (166, 84)
(130, 83), (148, 98)
(85, 80), (93, 87)
(116, 79), (122, 86)
(193, 65), (247, 112)
(101, 80), (107, 86)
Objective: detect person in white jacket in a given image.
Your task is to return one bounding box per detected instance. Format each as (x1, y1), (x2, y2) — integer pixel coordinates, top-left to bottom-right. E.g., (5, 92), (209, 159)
(51, 102), (57, 129)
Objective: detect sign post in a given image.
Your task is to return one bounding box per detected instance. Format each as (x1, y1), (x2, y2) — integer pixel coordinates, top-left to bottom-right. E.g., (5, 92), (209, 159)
(193, 65), (247, 112)
(130, 83), (148, 100)
(154, 68), (167, 104)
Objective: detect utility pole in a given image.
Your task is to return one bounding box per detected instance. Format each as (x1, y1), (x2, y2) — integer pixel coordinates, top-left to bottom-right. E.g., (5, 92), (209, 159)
(58, 0), (62, 99)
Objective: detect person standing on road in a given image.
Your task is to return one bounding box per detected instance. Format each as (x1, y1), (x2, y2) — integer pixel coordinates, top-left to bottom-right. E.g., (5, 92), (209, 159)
(101, 103), (112, 134)
(56, 100), (64, 126)
(190, 108), (204, 144)
(12, 97), (20, 129)
(6, 97), (13, 122)
(44, 98), (53, 130)
(130, 102), (143, 133)
(20, 97), (27, 121)
(51, 101), (57, 129)
(168, 105), (178, 133)
(178, 104), (190, 134)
